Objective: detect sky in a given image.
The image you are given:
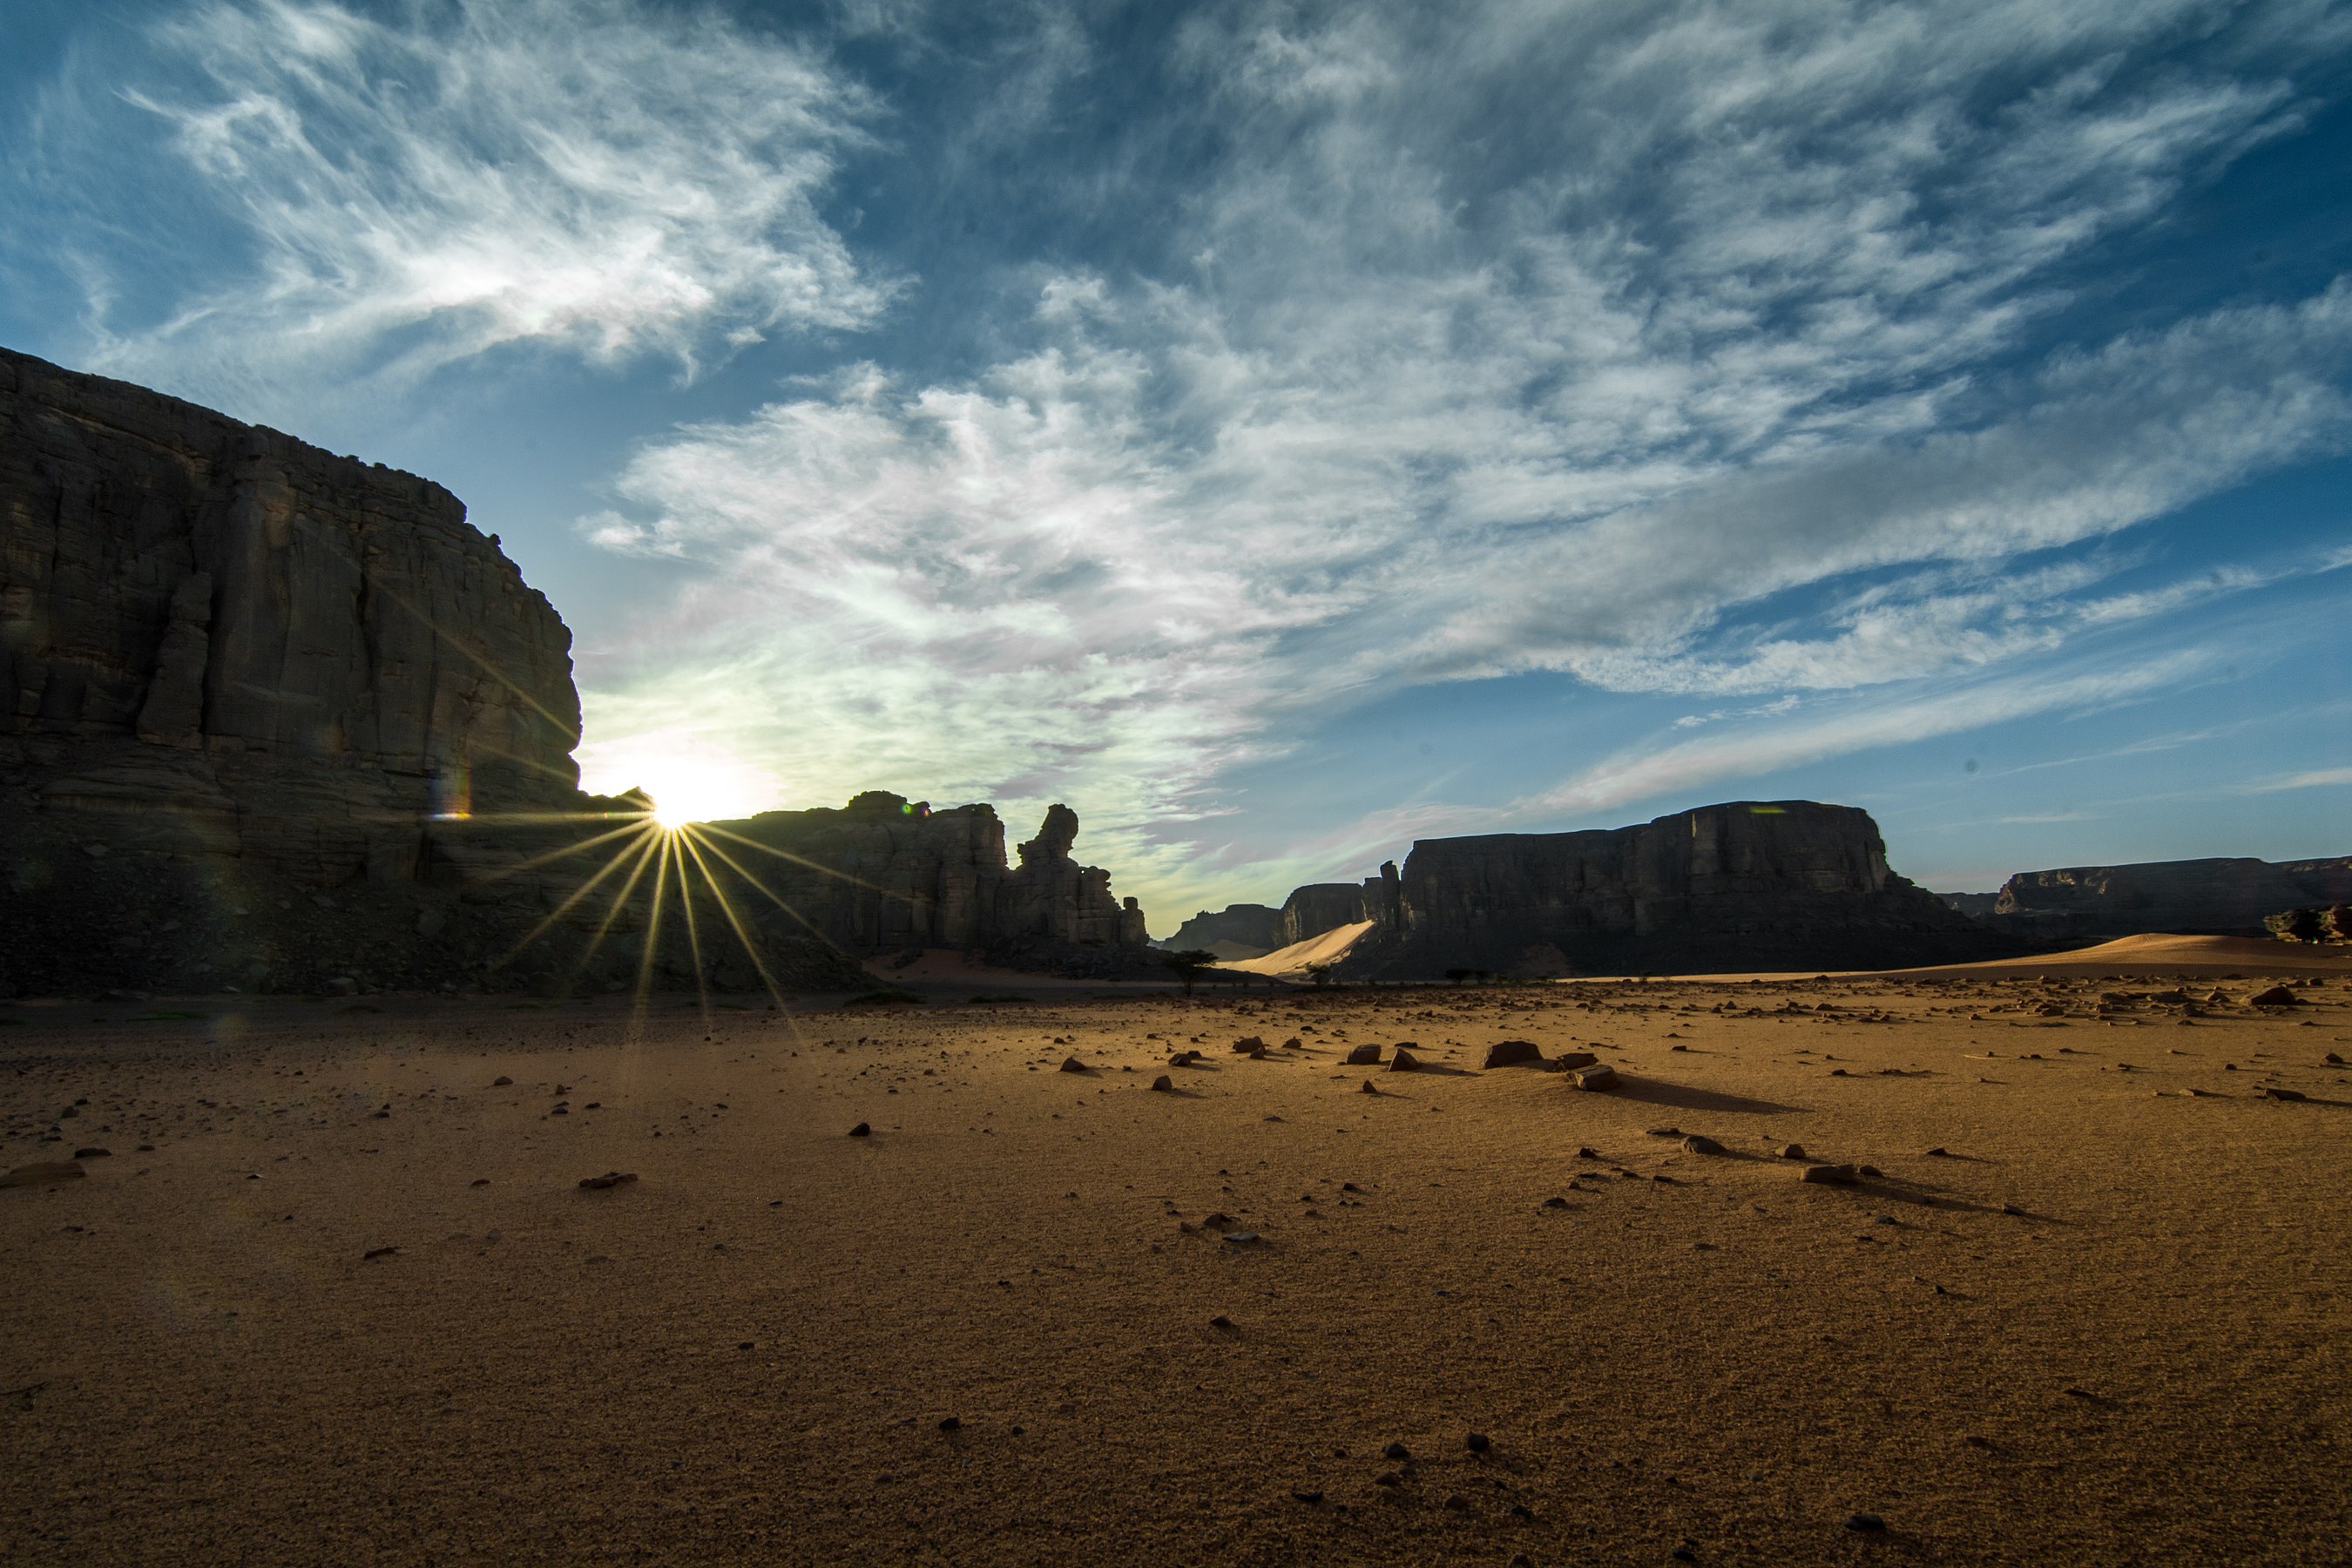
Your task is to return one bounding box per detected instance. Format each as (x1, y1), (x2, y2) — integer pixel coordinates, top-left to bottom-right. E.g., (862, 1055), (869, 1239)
(3, 0), (2349, 932)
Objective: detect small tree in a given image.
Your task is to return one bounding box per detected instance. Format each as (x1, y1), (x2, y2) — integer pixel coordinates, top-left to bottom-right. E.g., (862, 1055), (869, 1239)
(1161, 949), (1219, 997)
(1305, 963), (1334, 989)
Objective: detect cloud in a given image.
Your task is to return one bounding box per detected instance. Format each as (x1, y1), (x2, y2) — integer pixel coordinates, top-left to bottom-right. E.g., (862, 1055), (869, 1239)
(64, 0), (886, 404)
(566, 1), (2352, 916)
(2246, 767), (2352, 793)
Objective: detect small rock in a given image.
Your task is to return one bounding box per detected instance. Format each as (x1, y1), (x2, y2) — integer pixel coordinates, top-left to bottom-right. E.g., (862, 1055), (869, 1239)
(1210, 1315), (1233, 1328)
(71, 1147), (112, 1160)
(1924, 1146), (1950, 1157)
(1151, 1075), (1174, 1092)
(1233, 1035), (1266, 1052)
(1221, 1231), (1261, 1245)
(1383, 1441), (1410, 1460)
(1540, 1196), (1569, 1209)
(2248, 985), (2301, 1007)
(1375, 1471), (1402, 1488)
(1466, 1431), (1490, 1452)
(1776, 1143), (1807, 1160)
(1846, 1511), (1886, 1531)
(1572, 1065), (1619, 1092)
(1553, 1051), (1598, 1071)
(937, 1416), (961, 1432)
(2260, 1086), (2308, 1101)
(1059, 1056), (1088, 1074)
(362, 1245), (399, 1260)
(1575, 1146), (1600, 1159)
(2001, 1202), (2026, 1216)
(1443, 1494), (1469, 1511)
(0, 1162), (84, 1188)
(1483, 1039), (1544, 1069)
(1799, 1163), (1859, 1185)
(1291, 1489), (1323, 1504)
(848, 1122), (871, 1138)
(1360, 1079), (1380, 1095)
(578, 1171), (639, 1189)
(1680, 1134), (1726, 1156)
(1344, 1043), (1382, 1066)
(492, 1076), (513, 1086)
(1389, 1050), (1420, 1072)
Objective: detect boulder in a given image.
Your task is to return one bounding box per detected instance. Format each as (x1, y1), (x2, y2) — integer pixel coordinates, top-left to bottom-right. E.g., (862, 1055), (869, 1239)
(1482, 1039), (1545, 1069)
(1571, 1065), (1619, 1092)
(1344, 1043), (1383, 1066)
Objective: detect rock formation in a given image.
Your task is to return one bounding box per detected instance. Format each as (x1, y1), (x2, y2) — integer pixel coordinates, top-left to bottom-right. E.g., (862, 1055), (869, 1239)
(699, 792), (1151, 963)
(1980, 855), (2352, 942)
(1160, 903), (1285, 957)
(0, 346), (1149, 996)
(1327, 801), (1999, 978)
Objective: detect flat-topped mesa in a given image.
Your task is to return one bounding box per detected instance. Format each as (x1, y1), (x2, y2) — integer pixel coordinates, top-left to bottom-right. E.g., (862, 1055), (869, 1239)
(1342, 801), (2001, 978)
(1986, 855), (2352, 941)
(2, 345), (581, 876)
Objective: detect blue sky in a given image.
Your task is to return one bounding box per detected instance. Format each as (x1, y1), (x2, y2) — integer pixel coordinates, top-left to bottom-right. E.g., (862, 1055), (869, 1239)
(4, 0), (2349, 929)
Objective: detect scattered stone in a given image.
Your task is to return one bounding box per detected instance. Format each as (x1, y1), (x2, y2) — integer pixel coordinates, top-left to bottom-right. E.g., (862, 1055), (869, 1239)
(937, 1416), (961, 1432)
(848, 1122), (871, 1138)
(1151, 1075), (1174, 1092)
(492, 1076), (513, 1086)
(1291, 1490), (1323, 1504)
(1680, 1134), (1726, 1156)
(1800, 1163), (1859, 1185)
(1483, 1039), (1544, 1069)
(2002, 1202), (2026, 1216)
(1375, 1471), (1402, 1488)
(1846, 1511), (1886, 1532)
(1389, 1050), (1420, 1072)
(1360, 1080), (1380, 1095)
(1575, 1146), (1601, 1159)
(1222, 1231), (1262, 1245)
(362, 1246), (399, 1260)
(578, 1171), (639, 1190)
(1646, 1125), (1682, 1139)
(1924, 1146), (1950, 1157)
(1210, 1315), (1233, 1329)
(1170, 1051), (1201, 1066)
(1553, 1051), (1598, 1070)
(2248, 985), (2300, 1008)
(1776, 1143), (1807, 1160)
(2260, 1086), (2308, 1102)
(1, 1162), (84, 1188)
(1383, 1442), (1411, 1460)
(1540, 1196), (1569, 1209)
(1443, 1494), (1469, 1511)
(2327, 1053), (2344, 1065)
(1233, 1036), (1266, 1052)
(1344, 1043), (1383, 1066)
(1466, 1431), (1491, 1452)
(1059, 1056), (1088, 1073)
(1572, 1065), (1619, 1092)
(71, 1147), (111, 1159)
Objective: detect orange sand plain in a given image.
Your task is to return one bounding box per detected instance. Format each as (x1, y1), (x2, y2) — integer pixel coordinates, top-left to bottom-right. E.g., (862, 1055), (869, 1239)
(4, 943), (2349, 1565)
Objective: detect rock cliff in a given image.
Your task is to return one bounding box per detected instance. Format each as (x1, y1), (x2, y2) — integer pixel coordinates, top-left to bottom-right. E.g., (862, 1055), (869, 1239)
(1985, 855), (2352, 941)
(1160, 903), (1285, 956)
(0, 347), (1148, 996)
(700, 792), (1150, 961)
(1338, 801), (1998, 977)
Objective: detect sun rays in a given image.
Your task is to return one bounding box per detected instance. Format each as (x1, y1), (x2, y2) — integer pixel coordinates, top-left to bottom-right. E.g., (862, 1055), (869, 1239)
(447, 794), (910, 1053)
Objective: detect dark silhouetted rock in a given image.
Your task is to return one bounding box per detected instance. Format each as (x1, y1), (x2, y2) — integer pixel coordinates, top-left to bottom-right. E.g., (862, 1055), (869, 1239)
(1344, 1043), (1383, 1065)
(1483, 1039), (1544, 1068)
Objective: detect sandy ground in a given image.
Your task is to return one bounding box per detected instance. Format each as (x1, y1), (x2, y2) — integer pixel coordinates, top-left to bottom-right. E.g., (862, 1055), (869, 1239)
(1220, 921), (1377, 980)
(4, 943), (2350, 1565)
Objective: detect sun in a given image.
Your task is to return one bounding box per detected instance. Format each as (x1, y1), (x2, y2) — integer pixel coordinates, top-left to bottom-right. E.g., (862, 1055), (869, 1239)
(580, 742), (775, 832)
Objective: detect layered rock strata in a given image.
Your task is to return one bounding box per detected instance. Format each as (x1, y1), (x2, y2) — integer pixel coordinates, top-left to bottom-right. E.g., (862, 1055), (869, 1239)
(1332, 801), (1999, 978)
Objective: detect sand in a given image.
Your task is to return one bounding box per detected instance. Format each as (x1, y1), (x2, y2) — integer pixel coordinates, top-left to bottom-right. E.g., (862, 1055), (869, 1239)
(1220, 920), (1378, 980)
(3, 944), (2349, 1565)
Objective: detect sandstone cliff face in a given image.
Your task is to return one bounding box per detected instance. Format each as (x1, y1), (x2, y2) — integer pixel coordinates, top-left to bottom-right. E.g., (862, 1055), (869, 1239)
(1351, 801), (1996, 977)
(2, 344), (581, 883)
(1989, 855), (2352, 940)
(1161, 903), (1284, 956)
(702, 793), (1148, 959)
(0, 348), (1147, 996)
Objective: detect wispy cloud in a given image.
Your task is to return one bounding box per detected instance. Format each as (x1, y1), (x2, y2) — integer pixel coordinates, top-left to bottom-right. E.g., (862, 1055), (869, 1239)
(2246, 767), (2352, 793)
(62, 0), (884, 407)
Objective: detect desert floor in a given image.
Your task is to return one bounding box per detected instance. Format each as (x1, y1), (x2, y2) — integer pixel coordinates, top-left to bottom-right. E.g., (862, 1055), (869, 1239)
(4, 937), (2349, 1565)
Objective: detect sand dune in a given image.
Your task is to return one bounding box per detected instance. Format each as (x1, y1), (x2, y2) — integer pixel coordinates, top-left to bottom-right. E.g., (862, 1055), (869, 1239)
(3, 965), (2348, 1563)
(1217, 919), (1376, 979)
